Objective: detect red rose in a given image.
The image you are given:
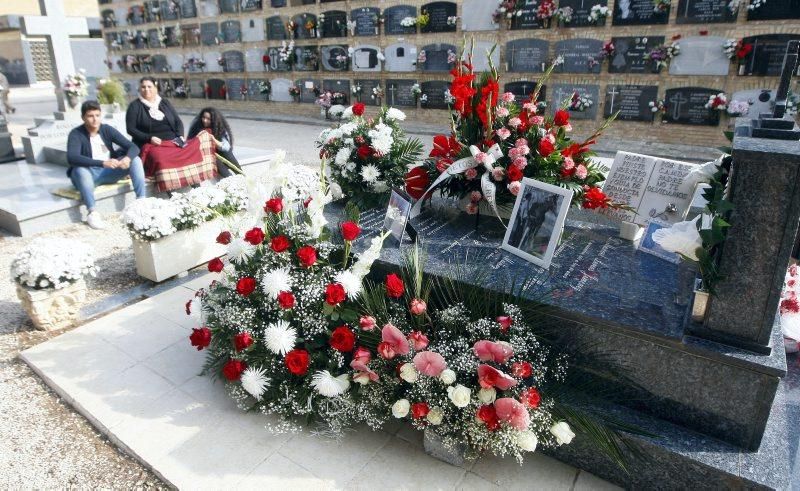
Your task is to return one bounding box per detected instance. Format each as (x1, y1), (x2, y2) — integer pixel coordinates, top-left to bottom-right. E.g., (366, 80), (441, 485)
(507, 165), (523, 182)
(207, 257), (224, 273)
(297, 245), (317, 268)
(222, 359), (247, 381)
(325, 283), (346, 306)
(405, 165), (431, 200)
(264, 197), (283, 214)
(341, 221), (361, 241)
(329, 325), (356, 352)
(512, 361), (533, 378)
(271, 235), (290, 252)
(553, 109), (570, 127)
(285, 349), (310, 375)
(357, 145), (372, 160)
(216, 231), (232, 244)
(521, 387), (541, 408)
(385, 273), (404, 298)
(497, 315), (513, 332)
(243, 227), (265, 245)
(377, 341), (396, 360)
(236, 277), (257, 296)
(477, 404), (500, 431)
(582, 187), (609, 210)
(234, 332), (254, 351)
(189, 327), (211, 351)
(538, 139), (555, 157)
(352, 102), (366, 116)
(411, 402), (430, 419)
(277, 291), (295, 309)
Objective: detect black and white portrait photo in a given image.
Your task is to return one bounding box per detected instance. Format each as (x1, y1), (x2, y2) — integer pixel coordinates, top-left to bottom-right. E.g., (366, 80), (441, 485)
(384, 188), (413, 244)
(502, 178), (573, 269)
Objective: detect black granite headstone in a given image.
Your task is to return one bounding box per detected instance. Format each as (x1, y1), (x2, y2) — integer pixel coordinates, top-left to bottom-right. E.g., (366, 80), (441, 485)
(420, 43), (456, 72)
(160, 0), (179, 20)
(675, 0), (737, 23)
(101, 9), (115, 28)
(226, 78), (246, 99)
(384, 5), (417, 35)
(132, 31), (147, 50)
(555, 38), (603, 73)
(200, 22), (219, 46)
(320, 45), (349, 71)
(171, 78), (186, 97)
(351, 7), (381, 36)
(164, 26), (181, 47)
(321, 10), (348, 38)
(130, 6), (145, 25)
(222, 50), (245, 72)
(603, 84), (658, 121)
(506, 39), (549, 73)
(557, 0), (606, 27)
(219, 0), (238, 13)
(144, 1), (161, 22)
(323, 79), (350, 103)
(741, 35), (800, 76)
(180, 0), (197, 18)
(294, 46), (320, 71)
(511, 0), (546, 30)
(297, 78), (320, 103)
(504, 81), (546, 104)
(608, 36), (665, 73)
(271, 0), (287, 6)
(147, 29), (162, 48)
(220, 20), (241, 44)
(386, 79), (419, 107)
(551, 83), (600, 120)
(746, 0), (800, 20)
(207, 78), (226, 99)
(356, 79), (381, 106)
(247, 79), (266, 101)
(240, 0), (262, 12)
(612, 0), (669, 25)
(292, 13), (317, 39)
(266, 16), (287, 40)
(421, 80), (450, 109)
(420, 2), (458, 33)
(266, 46), (291, 71)
(152, 54), (169, 73)
(662, 87), (720, 125)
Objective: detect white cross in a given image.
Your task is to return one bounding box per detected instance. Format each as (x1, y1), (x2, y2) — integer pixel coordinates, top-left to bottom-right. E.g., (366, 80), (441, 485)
(22, 0), (89, 112)
(607, 86), (620, 112)
(669, 92), (688, 120)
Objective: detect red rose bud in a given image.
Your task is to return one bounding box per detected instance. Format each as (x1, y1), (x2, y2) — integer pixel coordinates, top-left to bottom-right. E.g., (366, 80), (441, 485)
(496, 315), (513, 332)
(222, 359), (247, 381)
(357, 145), (372, 160)
(208, 257), (224, 273)
(512, 361), (533, 378)
(477, 404), (500, 431)
(521, 387), (541, 408)
(538, 139), (555, 157)
(377, 341), (397, 360)
(297, 245), (317, 268)
(411, 402), (430, 419)
(409, 298), (427, 315)
(271, 235), (290, 253)
(385, 273), (405, 298)
(236, 277), (257, 296)
(233, 332), (254, 351)
(189, 327), (211, 351)
(277, 291), (295, 309)
(216, 231), (232, 245)
(359, 315), (377, 331)
(330, 325), (356, 352)
(325, 283), (346, 306)
(352, 102), (366, 116)
(507, 165), (523, 182)
(285, 349), (310, 375)
(243, 227), (265, 245)
(340, 221), (361, 241)
(553, 109), (570, 127)
(264, 197), (283, 214)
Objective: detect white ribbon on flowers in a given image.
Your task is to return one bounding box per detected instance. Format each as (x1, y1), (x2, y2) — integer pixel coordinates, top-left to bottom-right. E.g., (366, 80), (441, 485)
(410, 143), (505, 221)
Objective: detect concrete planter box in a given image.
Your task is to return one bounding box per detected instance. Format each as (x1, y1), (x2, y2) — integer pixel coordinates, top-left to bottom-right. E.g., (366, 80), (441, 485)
(423, 429), (470, 467)
(16, 278), (87, 331)
(132, 218), (228, 282)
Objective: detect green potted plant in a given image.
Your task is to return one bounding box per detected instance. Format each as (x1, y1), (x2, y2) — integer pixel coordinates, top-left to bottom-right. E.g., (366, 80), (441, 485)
(96, 78), (128, 113)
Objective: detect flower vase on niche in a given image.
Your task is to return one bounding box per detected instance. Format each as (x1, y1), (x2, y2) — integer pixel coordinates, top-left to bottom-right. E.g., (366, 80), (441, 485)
(66, 95), (84, 110)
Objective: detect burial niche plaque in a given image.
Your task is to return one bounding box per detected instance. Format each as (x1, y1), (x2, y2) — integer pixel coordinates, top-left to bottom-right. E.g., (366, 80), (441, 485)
(297, 79), (320, 103)
(200, 22), (219, 46)
(320, 45), (349, 71)
(294, 45), (320, 72)
(222, 50), (245, 73)
(266, 16), (287, 40)
(504, 81), (546, 104)
(180, 0), (197, 18)
(421, 81), (450, 109)
(613, 0), (669, 25)
(420, 2), (458, 33)
(506, 39), (549, 73)
(558, 0), (607, 27)
(511, 0), (547, 29)
(662, 87), (720, 126)
(555, 38), (603, 74)
(385, 43), (417, 72)
(420, 43), (456, 72)
(352, 45), (381, 72)
(386, 79), (419, 107)
(354, 79), (381, 106)
(384, 5), (417, 35)
(351, 7), (381, 36)
(608, 36), (664, 73)
(669, 36), (730, 75)
(676, 0), (737, 23)
(226, 78), (246, 100)
(292, 13), (318, 39)
(219, 0), (238, 14)
(551, 84), (600, 120)
(741, 35), (800, 76)
(746, 0), (800, 20)
(321, 10), (348, 38)
(220, 20), (241, 44)
(603, 85), (659, 121)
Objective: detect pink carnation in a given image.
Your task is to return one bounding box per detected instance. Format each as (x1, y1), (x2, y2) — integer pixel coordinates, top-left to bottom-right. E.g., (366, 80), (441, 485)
(508, 147), (522, 160)
(494, 398), (530, 430)
(465, 168), (478, 180)
(491, 167), (505, 182)
(496, 107), (510, 117)
(530, 115), (545, 125)
(575, 164), (588, 180)
(501, 91), (515, 103)
(508, 117), (522, 128)
(470, 191), (483, 203)
(513, 157), (528, 169)
(496, 128), (511, 140)
(515, 138), (529, 148)
(474, 152), (490, 164)
(562, 157), (575, 171)
(522, 102), (537, 113)
(508, 181), (521, 196)
(413, 351), (447, 377)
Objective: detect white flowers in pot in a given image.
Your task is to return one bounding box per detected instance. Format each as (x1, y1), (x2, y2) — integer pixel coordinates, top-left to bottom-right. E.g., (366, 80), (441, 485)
(11, 238), (97, 290)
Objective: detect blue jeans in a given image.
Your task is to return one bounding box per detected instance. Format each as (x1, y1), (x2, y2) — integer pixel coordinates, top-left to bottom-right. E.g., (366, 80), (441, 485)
(70, 156), (146, 210)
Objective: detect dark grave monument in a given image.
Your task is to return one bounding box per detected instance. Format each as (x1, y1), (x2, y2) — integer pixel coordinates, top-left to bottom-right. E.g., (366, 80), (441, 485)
(420, 2), (458, 33)
(351, 7), (381, 36)
(675, 0), (737, 23)
(180, 0), (197, 18)
(147, 29), (161, 48)
(555, 38), (603, 74)
(511, 0), (547, 29)
(612, 0), (669, 25)
(420, 43), (457, 72)
(320, 10), (348, 38)
(200, 22), (219, 46)
(271, 0), (287, 6)
(323, 79), (350, 103)
(183, 24), (201, 46)
(240, 0), (262, 12)
(294, 45), (320, 71)
(420, 80), (451, 109)
(222, 50), (245, 73)
(164, 26), (181, 47)
(160, 0), (179, 21)
(0, 114), (17, 163)
(662, 87), (721, 125)
(152, 54), (169, 73)
(247, 79), (265, 101)
(557, 0), (606, 27)
(741, 34), (800, 76)
(220, 20), (241, 44)
(506, 39), (549, 73)
(746, 0), (800, 20)
(132, 31), (147, 50)
(144, 1), (161, 22)
(551, 83), (600, 120)
(226, 78), (246, 100)
(296, 78), (320, 103)
(386, 79), (419, 107)
(188, 79), (205, 98)
(171, 78), (186, 97)
(102, 9), (116, 28)
(219, 0), (238, 14)
(266, 46), (290, 71)
(266, 16), (287, 40)
(292, 13), (317, 39)
(746, 41), (800, 140)
(504, 81), (546, 104)
(384, 5), (417, 35)
(608, 36), (665, 73)
(207, 78), (226, 99)
(603, 84), (659, 121)
(320, 45), (349, 71)
(355, 79), (381, 106)
(130, 6), (145, 25)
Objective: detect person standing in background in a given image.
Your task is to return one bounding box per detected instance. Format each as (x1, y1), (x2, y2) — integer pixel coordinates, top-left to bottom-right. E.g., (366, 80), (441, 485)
(0, 72), (16, 114)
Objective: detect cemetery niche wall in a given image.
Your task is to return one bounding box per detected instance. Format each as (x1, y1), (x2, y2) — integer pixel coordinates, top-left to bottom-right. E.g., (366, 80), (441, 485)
(101, 0), (800, 147)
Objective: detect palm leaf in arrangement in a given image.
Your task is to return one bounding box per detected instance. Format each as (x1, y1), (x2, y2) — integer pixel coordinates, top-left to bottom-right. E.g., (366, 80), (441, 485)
(394, 138), (424, 168)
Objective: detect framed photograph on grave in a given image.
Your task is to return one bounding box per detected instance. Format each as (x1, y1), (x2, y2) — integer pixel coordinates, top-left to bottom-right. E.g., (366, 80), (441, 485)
(384, 188), (415, 245)
(638, 220), (681, 264)
(502, 178), (573, 270)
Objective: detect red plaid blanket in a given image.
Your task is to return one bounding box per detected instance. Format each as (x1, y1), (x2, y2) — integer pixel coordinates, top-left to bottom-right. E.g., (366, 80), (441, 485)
(141, 130), (218, 192)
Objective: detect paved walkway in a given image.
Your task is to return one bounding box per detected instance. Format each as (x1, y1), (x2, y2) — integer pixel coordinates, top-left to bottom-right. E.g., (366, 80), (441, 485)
(21, 273), (619, 490)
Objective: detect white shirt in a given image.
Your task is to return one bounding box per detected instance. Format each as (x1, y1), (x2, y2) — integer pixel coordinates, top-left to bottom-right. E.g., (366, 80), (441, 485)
(89, 134), (111, 161)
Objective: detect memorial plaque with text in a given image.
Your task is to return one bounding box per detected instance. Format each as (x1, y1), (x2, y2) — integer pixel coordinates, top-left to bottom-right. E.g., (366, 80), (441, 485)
(511, 0), (546, 29)
(384, 5), (417, 35)
(504, 81), (546, 104)
(321, 10), (348, 38)
(320, 45), (349, 71)
(189, 79), (205, 98)
(219, 0), (238, 14)
(354, 79), (381, 106)
(662, 87), (720, 126)
(220, 20), (241, 44)
(247, 79), (265, 101)
(222, 50), (245, 72)
(292, 13), (317, 39)
(152, 55), (169, 73)
(270, 78), (293, 102)
(386, 79), (418, 107)
(421, 2), (457, 33)
(506, 39), (549, 73)
(183, 24), (201, 46)
(420, 43), (456, 72)
(160, 1), (179, 21)
(294, 46), (320, 71)
(603, 85), (658, 121)
(741, 34), (800, 76)
(676, 0), (736, 23)
(200, 0), (219, 16)
(147, 29), (162, 48)
(608, 36), (664, 73)
(226, 78), (246, 100)
(551, 83), (600, 120)
(746, 0), (800, 20)
(271, 0), (287, 6)
(352, 7), (380, 36)
(130, 6), (145, 25)
(164, 26), (181, 47)
(241, 0), (262, 12)
(421, 81), (451, 109)
(200, 22), (219, 46)
(266, 16), (287, 40)
(180, 0), (197, 18)
(558, 0), (607, 27)
(266, 47), (290, 71)
(297, 78), (320, 103)
(555, 38), (603, 73)
(612, 0), (669, 25)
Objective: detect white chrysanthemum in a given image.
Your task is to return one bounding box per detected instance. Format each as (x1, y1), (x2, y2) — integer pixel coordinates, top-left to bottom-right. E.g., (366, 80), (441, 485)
(11, 238), (98, 290)
(341, 106), (354, 119)
(329, 105), (345, 117)
(262, 267), (293, 299)
(360, 164), (380, 183)
(241, 366), (270, 400)
(339, 122), (358, 135)
(264, 320), (297, 355)
(385, 107), (406, 121)
(187, 296), (202, 320)
(334, 270), (362, 299)
(310, 370), (351, 397)
(372, 180), (389, 193)
(227, 238), (256, 264)
(335, 147), (352, 167)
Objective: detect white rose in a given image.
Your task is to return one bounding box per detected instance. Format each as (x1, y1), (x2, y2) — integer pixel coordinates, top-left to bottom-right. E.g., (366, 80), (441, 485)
(426, 407), (443, 425)
(447, 384), (471, 408)
(516, 430), (538, 452)
(392, 399), (410, 418)
(550, 422), (575, 445)
(651, 216), (703, 261)
(439, 369), (456, 385)
(399, 363), (418, 383)
(478, 387), (497, 404)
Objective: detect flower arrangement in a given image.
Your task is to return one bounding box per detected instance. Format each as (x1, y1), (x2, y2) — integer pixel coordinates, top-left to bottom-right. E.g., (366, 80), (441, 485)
(588, 4), (609, 23)
(644, 42), (680, 70)
(258, 80), (272, 97)
(400, 16), (417, 27)
(653, 0), (671, 12)
(239, 85), (248, 99)
(316, 91), (333, 109)
(447, 15), (459, 26)
(493, 0), (525, 26)
(287, 20), (298, 37)
(317, 105), (422, 209)
(568, 92), (593, 112)
(555, 6), (574, 24)
(278, 40), (296, 67)
(417, 50), (427, 65)
(722, 38), (753, 61)
(781, 264), (800, 352)
(371, 85), (384, 103)
(407, 44), (617, 214)
(411, 83), (422, 103)
(11, 238), (98, 290)
(705, 93), (728, 111)
(537, 0), (557, 20)
(63, 70), (89, 98)
(597, 41), (616, 62)
(726, 100), (749, 116)
(747, 0), (766, 10)
(648, 99), (666, 115)
(417, 10), (431, 28)
(289, 85), (301, 100)
(351, 84), (363, 102)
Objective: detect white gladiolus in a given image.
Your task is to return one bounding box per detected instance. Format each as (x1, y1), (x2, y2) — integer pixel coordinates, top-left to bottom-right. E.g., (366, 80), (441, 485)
(550, 422), (576, 445)
(392, 399), (410, 418)
(651, 216), (703, 261)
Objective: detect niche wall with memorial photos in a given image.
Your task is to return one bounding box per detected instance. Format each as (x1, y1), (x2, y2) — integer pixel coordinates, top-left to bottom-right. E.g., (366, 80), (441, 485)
(101, 0), (800, 147)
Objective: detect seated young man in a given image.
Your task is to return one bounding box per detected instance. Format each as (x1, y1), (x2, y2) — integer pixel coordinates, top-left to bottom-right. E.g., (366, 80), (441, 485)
(67, 100), (146, 229)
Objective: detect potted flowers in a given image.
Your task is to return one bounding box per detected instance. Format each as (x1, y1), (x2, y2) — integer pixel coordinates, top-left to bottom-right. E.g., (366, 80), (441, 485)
(12, 238), (98, 331)
(63, 70), (89, 109)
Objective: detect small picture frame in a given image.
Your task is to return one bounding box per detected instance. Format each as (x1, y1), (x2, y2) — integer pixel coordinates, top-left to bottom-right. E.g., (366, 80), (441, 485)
(384, 187), (415, 245)
(501, 178), (573, 269)
(638, 219), (681, 264)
